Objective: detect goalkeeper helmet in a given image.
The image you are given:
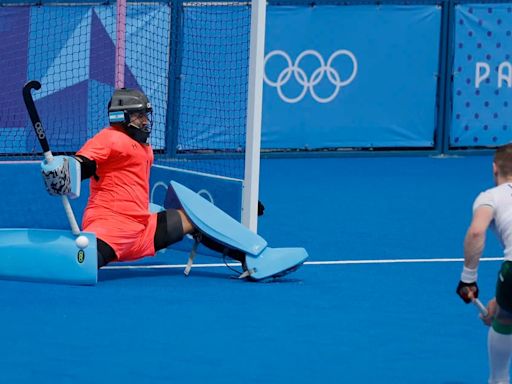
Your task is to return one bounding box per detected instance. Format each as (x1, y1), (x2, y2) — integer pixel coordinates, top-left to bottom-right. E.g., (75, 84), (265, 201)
(108, 88), (153, 144)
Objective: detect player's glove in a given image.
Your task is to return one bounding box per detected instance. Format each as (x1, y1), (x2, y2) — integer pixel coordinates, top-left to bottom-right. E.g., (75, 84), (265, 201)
(456, 281), (479, 304)
(41, 155), (81, 198)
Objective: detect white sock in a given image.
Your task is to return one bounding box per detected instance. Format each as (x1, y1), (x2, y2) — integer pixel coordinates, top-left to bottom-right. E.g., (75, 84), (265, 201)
(488, 326), (512, 384)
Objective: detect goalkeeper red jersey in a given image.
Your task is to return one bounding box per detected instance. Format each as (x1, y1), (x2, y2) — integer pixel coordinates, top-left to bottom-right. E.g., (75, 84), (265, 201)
(77, 126), (157, 261)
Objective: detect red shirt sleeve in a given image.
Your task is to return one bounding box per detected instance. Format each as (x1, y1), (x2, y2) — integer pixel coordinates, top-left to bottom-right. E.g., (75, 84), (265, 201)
(76, 127), (114, 164)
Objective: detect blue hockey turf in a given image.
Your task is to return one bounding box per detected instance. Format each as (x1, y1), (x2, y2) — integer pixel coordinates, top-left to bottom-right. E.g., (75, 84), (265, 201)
(0, 155), (502, 383)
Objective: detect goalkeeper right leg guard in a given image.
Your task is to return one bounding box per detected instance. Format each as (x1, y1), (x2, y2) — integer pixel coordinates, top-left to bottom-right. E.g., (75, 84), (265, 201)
(169, 181), (308, 281)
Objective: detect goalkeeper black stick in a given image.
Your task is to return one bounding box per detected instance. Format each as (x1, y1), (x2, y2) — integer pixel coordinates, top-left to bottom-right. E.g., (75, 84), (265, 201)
(22, 80), (81, 235)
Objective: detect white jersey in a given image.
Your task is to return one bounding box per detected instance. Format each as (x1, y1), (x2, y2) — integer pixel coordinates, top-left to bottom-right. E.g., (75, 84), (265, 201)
(474, 183), (512, 260)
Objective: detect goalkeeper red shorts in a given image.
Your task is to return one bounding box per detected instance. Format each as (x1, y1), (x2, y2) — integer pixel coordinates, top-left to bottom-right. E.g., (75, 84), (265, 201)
(83, 211), (158, 261)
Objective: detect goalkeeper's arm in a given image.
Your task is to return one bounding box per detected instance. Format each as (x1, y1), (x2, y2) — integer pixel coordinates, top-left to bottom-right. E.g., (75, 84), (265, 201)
(74, 155), (98, 181)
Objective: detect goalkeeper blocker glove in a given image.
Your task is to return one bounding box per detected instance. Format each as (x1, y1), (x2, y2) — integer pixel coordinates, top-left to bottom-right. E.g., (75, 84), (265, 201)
(41, 155), (81, 198)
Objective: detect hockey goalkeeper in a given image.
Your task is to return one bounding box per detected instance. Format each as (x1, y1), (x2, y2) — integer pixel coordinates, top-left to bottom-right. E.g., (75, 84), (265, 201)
(40, 88), (307, 280)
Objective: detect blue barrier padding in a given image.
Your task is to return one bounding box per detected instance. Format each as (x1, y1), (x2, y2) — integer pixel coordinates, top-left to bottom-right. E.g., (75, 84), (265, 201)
(0, 161), (242, 228)
(0, 162), (244, 266)
(150, 164), (243, 257)
(0, 229), (97, 285)
(0, 162), (87, 229)
(151, 164), (242, 221)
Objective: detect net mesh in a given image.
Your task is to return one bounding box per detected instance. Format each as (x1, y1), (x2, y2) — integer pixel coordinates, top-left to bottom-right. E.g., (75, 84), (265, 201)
(0, 1), (250, 179)
(0, 2), (170, 155)
(158, 1), (250, 179)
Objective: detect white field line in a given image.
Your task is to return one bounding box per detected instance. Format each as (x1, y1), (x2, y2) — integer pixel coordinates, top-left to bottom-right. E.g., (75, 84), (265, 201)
(102, 257), (503, 270)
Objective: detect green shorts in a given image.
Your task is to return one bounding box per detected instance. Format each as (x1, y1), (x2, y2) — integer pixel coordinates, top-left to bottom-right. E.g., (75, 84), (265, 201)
(496, 261), (512, 312)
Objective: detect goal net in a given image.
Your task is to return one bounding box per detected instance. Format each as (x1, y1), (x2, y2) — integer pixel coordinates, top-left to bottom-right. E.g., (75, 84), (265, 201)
(0, 0), (264, 228)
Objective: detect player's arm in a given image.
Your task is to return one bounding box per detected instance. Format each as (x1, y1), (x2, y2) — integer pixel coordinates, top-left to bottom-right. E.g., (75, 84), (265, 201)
(41, 129), (112, 196)
(74, 155), (98, 181)
(456, 205), (494, 303)
(74, 129), (113, 181)
(464, 205), (493, 268)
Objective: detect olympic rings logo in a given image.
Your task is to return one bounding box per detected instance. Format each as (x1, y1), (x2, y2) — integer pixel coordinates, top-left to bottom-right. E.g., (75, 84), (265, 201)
(263, 49), (358, 104)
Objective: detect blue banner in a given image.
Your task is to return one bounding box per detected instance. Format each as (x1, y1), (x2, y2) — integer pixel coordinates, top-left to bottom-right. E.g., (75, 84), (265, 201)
(263, 5), (441, 149)
(451, 4), (512, 147)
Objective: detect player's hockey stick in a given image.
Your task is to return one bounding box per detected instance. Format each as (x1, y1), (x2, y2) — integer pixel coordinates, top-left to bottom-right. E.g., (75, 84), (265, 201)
(472, 296), (489, 317)
(22, 80), (81, 236)
(464, 287), (490, 317)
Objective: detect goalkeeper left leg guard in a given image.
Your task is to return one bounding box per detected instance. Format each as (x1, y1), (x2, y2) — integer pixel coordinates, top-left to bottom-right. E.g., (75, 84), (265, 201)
(0, 229), (97, 285)
(169, 181), (308, 281)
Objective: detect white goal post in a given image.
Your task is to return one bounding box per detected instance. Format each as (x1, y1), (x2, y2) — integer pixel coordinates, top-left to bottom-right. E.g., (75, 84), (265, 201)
(242, 0), (266, 232)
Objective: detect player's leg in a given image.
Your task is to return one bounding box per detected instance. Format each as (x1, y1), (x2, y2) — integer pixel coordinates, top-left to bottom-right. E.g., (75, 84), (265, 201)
(193, 232), (246, 263)
(153, 208), (245, 263)
(153, 209), (186, 251)
(488, 324), (512, 384)
(97, 238), (117, 269)
(488, 261), (512, 384)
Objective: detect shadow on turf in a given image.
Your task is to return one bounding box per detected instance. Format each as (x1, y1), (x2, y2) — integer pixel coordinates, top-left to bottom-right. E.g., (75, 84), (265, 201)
(98, 266), (303, 284)
(98, 267), (226, 281)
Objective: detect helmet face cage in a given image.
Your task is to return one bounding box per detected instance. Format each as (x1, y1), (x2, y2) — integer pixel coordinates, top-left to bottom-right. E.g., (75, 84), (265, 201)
(128, 109), (153, 133)
(108, 89), (153, 132)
